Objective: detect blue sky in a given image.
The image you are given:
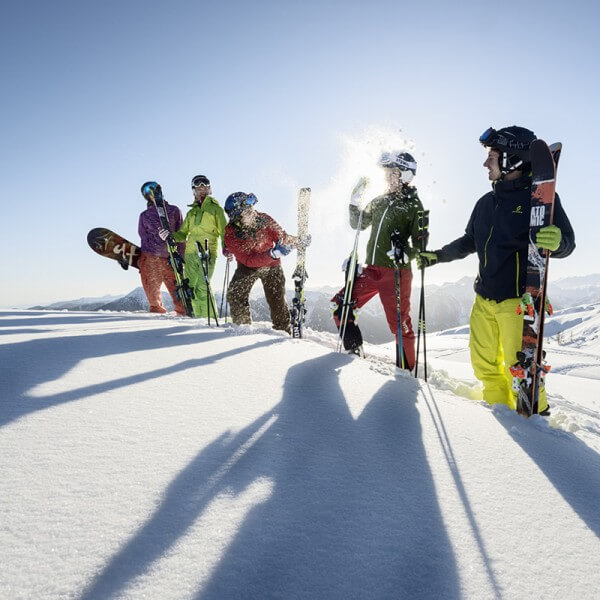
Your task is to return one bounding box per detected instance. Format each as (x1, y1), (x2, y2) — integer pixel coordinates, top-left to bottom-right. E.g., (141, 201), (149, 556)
(1, 0), (598, 306)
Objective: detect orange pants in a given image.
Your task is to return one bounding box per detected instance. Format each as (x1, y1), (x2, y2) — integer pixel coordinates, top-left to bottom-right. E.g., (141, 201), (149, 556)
(139, 252), (186, 315)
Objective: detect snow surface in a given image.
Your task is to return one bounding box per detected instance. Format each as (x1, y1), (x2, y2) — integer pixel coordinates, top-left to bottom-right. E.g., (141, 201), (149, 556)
(1, 309), (599, 600)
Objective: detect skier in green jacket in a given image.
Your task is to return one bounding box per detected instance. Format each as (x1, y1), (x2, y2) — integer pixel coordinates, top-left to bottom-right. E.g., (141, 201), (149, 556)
(160, 175), (227, 318)
(332, 151), (425, 368)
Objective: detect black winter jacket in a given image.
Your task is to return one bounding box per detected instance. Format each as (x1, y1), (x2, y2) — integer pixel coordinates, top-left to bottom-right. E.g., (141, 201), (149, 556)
(436, 175), (575, 302)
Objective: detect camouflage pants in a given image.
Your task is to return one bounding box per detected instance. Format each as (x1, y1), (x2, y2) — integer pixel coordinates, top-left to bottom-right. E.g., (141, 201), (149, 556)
(228, 264), (291, 334)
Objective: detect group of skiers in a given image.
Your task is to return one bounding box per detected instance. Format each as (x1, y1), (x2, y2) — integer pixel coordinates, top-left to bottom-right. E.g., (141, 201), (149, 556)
(137, 175), (309, 335)
(136, 124), (575, 416)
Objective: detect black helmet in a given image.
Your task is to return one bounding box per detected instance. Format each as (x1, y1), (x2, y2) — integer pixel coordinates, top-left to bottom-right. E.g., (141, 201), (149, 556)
(378, 151), (417, 175)
(191, 175), (210, 189)
(479, 126), (537, 175)
(141, 181), (162, 200)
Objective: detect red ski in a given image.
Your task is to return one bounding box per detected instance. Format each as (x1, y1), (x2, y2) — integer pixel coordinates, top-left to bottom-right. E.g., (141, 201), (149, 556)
(510, 140), (561, 416)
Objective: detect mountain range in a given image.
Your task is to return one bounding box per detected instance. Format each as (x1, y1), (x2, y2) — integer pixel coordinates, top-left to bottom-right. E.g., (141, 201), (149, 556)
(29, 274), (600, 344)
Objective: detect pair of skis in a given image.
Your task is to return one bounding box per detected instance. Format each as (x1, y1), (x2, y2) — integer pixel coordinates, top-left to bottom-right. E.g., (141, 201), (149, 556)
(290, 188), (311, 338)
(510, 140), (562, 417)
(336, 178), (368, 355)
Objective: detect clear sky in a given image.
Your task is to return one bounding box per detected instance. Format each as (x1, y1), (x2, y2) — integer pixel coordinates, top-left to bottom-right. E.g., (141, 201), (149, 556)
(1, 0), (598, 307)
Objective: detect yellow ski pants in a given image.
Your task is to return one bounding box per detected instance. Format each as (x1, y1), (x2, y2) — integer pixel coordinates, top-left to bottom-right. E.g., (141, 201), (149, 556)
(469, 294), (548, 412)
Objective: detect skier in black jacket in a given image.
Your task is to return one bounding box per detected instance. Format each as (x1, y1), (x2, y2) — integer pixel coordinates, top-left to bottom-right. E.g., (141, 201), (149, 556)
(418, 126), (575, 414)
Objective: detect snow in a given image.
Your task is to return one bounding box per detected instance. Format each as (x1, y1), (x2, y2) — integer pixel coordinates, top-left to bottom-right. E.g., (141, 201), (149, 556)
(1, 309), (600, 599)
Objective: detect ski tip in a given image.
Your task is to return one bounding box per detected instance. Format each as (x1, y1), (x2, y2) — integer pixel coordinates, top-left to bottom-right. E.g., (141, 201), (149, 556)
(548, 142), (562, 153)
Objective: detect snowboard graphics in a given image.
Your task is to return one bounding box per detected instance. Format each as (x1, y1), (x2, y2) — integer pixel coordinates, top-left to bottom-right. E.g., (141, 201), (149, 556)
(87, 228), (141, 270)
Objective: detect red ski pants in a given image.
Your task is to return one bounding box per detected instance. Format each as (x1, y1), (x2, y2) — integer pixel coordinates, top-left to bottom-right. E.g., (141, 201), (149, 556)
(332, 265), (415, 369)
(139, 252), (186, 315)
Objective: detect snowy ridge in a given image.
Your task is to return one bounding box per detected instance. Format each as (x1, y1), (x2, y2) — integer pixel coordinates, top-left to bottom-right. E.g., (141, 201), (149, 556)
(1, 309), (599, 599)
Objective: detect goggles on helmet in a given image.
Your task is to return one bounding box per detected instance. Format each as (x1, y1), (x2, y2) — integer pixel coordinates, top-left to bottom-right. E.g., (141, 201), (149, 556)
(191, 175), (211, 189)
(225, 192), (258, 217)
(479, 127), (496, 145)
(379, 152), (417, 173)
(141, 181), (161, 200)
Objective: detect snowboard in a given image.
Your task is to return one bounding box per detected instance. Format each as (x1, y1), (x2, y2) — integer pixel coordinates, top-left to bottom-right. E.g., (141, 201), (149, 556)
(290, 187), (311, 338)
(510, 140), (561, 416)
(87, 228), (141, 270)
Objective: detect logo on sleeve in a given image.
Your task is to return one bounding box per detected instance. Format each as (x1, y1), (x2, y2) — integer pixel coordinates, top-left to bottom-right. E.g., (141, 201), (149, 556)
(512, 205), (523, 214)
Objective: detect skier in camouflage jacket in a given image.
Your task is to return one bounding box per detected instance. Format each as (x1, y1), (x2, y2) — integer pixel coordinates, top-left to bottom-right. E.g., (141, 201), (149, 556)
(224, 192), (307, 335)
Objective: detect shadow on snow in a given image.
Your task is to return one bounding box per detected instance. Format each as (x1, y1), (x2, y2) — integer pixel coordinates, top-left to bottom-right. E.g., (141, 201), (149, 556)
(79, 353), (461, 600)
(495, 410), (600, 539)
(0, 316), (235, 428)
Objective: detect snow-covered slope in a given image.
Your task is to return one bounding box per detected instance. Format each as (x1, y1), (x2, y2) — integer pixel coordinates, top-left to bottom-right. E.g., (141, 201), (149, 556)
(1, 309), (599, 599)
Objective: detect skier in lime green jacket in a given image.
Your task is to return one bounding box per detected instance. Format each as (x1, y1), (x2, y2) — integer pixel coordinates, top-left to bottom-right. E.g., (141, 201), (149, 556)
(170, 175), (227, 318)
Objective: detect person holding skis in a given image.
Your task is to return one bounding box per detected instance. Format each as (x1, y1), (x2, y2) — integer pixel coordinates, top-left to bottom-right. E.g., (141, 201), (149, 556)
(417, 126), (575, 414)
(224, 192), (310, 334)
(331, 151), (425, 369)
(160, 175), (227, 318)
(138, 182), (187, 315)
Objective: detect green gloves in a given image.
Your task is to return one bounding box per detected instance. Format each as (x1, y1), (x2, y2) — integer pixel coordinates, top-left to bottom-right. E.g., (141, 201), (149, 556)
(536, 224), (562, 252)
(416, 251), (438, 269)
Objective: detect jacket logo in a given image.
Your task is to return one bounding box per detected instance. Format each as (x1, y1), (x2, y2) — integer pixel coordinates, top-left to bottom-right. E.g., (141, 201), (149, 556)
(512, 205), (523, 214)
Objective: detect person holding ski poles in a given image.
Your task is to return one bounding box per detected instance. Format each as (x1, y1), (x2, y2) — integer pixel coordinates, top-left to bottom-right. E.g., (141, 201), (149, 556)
(138, 182), (187, 315)
(224, 192), (310, 335)
(331, 151), (425, 369)
(417, 126), (575, 414)
(159, 175), (227, 318)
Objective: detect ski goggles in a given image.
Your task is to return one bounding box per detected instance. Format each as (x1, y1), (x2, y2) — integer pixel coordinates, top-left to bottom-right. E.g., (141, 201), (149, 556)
(191, 176), (211, 189)
(479, 127), (497, 145)
(141, 181), (161, 199)
(379, 152), (417, 172)
(227, 193), (258, 217)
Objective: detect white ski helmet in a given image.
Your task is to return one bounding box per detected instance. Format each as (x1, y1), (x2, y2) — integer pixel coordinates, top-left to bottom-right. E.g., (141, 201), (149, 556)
(379, 151), (417, 184)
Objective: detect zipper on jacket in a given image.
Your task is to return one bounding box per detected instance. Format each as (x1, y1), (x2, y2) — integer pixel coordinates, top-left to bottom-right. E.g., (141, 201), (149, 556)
(370, 203), (391, 264)
(483, 225), (494, 268)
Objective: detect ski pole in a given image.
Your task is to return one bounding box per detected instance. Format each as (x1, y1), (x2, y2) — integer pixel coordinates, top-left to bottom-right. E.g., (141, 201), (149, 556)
(205, 240), (211, 325)
(414, 210), (429, 380)
(220, 259), (230, 322)
(389, 230), (407, 369)
(196, 240), (220, 327)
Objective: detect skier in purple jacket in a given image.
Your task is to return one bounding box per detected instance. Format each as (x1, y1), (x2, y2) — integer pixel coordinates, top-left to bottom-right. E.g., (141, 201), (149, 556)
(138, 183), (186, 315)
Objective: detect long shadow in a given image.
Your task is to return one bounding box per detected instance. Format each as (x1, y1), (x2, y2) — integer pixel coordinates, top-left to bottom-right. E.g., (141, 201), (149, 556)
(495, 409), (600, 538)
(420, 383), (503, 599)
(78, 353), (460, 599)
(3, 339), (283, 430)
(0, 325), (227, 429)
(78, 410), (281, 600)
(0, 312), (154, 329)
(200, 357), (460, 599)
(0, 328), (53, 336)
